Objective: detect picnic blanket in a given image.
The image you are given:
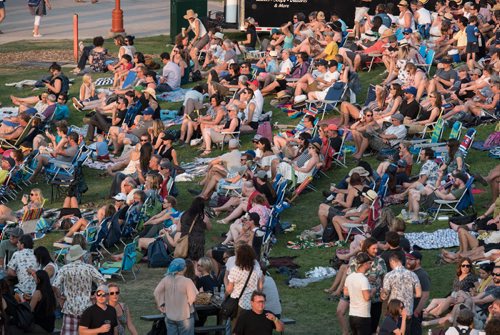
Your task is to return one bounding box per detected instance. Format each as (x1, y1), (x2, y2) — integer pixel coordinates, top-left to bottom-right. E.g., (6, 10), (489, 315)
(288, 267), (336, 288)
(94, 77), (114, 87)
(0, 107), (19, 119)
(84, 159), (114, 171)
(405, 228), (459, 250)
(156, 88), (190, 103)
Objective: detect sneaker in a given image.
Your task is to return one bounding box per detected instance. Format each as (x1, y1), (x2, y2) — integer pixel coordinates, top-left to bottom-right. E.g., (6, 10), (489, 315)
(72, 97), (84, 110)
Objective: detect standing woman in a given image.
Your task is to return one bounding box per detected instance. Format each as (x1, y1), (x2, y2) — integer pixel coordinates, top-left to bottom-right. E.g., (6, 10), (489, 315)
(29, 0), (51, 38)
(27, 270), (56, 334)
(184, 9), (209, 74)
(180, 197), (212, 262)
(108, 283), (138, 335)
(154, 258), (198, 335)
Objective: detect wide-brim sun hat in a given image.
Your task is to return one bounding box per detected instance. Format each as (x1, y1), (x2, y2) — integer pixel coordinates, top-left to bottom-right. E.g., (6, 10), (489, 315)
(143, 87), (156, 99)
(183, 9), (198, 20)
(66, 245), (86, 262)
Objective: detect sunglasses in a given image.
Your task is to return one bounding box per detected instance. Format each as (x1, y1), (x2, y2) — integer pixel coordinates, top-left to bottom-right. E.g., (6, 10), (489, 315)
(240, 65), (248, 68)
(461, 264), (472, 268)
(109, 291), (120, 296)
(96, 292), (109, 297)
(365, 114), (373, 117)
(140, 139), (148, 142)
(493, 273), (500, 277)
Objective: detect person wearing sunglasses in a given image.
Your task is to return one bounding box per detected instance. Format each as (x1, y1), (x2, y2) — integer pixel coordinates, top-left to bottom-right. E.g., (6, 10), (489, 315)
(107, 283), (138, 335)
(79, 284), (119, 335)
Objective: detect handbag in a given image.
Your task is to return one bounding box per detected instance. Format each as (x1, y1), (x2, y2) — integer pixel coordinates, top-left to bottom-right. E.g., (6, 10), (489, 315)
(173, 215), (197, 258)
(220, 267), (254, 319)
(146, 318), (166, 335)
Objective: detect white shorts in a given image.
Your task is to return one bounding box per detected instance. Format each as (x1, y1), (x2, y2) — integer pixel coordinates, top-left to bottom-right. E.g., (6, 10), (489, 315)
(355, 7), (369, 23)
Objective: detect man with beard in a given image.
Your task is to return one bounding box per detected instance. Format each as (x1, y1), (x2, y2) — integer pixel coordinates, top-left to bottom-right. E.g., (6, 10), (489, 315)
(406, 251), (430, 335)
(470, 266), (500, 312)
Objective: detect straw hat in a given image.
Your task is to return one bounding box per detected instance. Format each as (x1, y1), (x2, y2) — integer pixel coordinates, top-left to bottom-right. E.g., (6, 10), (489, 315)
(66, 245), (86, 262)
(143, 87), (156, 98)
(398, 0), (409, 6)
(245, 17), (256, 26)
(183, 9), (198, 20)
(381, 29), (395, 39)
(443, 12), (454, 21)
(362, 189), (378, 202)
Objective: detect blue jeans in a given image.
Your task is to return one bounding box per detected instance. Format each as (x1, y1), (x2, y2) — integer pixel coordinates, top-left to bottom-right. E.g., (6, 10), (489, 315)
(166, 314), (195, 335)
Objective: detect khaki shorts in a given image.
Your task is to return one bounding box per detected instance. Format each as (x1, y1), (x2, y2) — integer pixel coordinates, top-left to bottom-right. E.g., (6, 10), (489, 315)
(193, 34), (210, 50)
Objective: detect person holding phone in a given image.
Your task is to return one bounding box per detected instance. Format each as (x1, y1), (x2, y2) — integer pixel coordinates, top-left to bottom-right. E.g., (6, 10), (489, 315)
(79, 284), (118, 335)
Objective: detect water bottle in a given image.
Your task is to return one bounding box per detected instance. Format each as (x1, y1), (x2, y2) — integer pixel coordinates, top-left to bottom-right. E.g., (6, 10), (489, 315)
(428, 329), (432, 335)
(220, 284), (225, 298)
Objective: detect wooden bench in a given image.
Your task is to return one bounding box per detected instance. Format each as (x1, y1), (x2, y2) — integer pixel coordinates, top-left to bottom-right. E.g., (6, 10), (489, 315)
(140, 314), (164, 321)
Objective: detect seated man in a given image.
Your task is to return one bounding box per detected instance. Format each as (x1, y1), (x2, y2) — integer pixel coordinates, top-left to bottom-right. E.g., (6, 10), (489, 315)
(407, 172), (468, 223)
(85, 94), (127, 142)
(0, 227), (23, 268)
(0, 113), (31, 141)
(426, 57), (458, 95)
(29, 131), (80, 182)
(109, 106), (154, 155)
(352, 113), (407, 160)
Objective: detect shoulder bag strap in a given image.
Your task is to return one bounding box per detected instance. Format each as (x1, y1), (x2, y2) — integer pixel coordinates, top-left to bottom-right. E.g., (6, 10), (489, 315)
(187, 214), (198, 235)
(238, 267), (254, 300)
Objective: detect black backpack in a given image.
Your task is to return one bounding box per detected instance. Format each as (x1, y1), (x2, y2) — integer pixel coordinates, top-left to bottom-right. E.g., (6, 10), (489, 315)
(3, 294), (34, 331)
(322, 223), (338, 243)
(147, 237), (172, 268)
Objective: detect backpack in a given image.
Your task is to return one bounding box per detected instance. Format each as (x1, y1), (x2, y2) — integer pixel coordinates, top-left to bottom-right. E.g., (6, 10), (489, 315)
(55, 74), (70, 95)
(147, 318), (167, 335)
(3, 294), (34, 331)
(454, 326), (472, 335)
(322, 223), (338, 243)
(147, 237), (172, 268)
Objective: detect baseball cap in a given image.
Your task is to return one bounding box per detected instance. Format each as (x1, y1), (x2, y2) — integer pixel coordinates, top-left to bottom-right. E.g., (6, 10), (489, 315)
(228, 139), (239, 149)
(244, 150), (256, 159)
(406, 250), (423, 260)
(214, 32), (224, 40)
(133, 85), (144, 92)
(112, 193), (127, 201)
(271, 28), (280, 35)
(403, 28), (413, 34)
(392, 113), (404, 122)
(404, 86), (417, 96)
(7, 227), (23, 238)
(252, 134), (263, 142)
(2, 157), (15, 169)
(316, 59), (328, 67)
(96, 284), (109, 294)
(256, 170), (268, 179)
(439, 57), (453, 64)
(143, 107), (154, 115)
(327, 124), (338, 131)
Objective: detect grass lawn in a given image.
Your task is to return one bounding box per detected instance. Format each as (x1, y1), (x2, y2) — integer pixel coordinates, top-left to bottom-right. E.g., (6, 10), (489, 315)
(0, 36), (497, 334)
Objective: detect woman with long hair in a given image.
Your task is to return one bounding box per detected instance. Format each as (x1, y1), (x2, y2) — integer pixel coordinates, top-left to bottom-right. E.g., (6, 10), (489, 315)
(28, 270), (57, 333)
(435, 138), (464, 186)
(379, 299), (407, 335)
(226, 244), (263, 323)
(149, 119), (166, 147)
(33, 246), (58, 283)
(156, 133), (179, 167)
(0, 188), (44, 223)
(374, 83), (404, 125)
(277, 140), (321, 184)
(180, 197), (212, 261)
(407, 91), (442, 135)
(108, 283), (138, 335)
(139, 141), (153, 173)
(255, 137), (278, 179)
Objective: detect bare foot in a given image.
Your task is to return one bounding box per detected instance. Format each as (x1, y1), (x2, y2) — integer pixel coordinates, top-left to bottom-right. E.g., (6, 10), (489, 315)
(449, 222), (459, 231)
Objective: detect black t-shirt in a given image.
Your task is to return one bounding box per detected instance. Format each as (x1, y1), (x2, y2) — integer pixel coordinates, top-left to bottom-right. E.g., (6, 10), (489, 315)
(79, 304), (118, 335)
(115, 108), (127, 126)
(116, 205), (129, 222)
(400, 99), (420, 120)
(413, 267), (431, 311)
(379, 316), (401, 335)
(329, 136), (343, 154)
(233, 309), (276, 335)
(196, 274), (218, 293)
(245, 27), (257, 49)
(396, 172), (410, 186)
(399, 236), (411, 253)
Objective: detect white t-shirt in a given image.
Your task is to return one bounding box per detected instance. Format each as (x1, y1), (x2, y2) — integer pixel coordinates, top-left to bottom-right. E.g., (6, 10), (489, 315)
(345, 272), (371, 317)
(385, 124), (407, 147)
(182, 90), (204, 106)
(416, 8), (432, 25)
(279, 59), (294, 74)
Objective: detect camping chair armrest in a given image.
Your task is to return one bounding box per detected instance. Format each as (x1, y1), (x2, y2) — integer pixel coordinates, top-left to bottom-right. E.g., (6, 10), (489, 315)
(48, 160), (73, 169)
(0, 138), (15, 149)
(367, 53), (383, 57)
(220, 131), (240, 136)
(434, 199), (459, 205)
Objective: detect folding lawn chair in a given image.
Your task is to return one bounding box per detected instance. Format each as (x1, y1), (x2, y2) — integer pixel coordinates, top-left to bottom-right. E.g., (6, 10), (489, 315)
(99, 239), (139, 281)
(121, 71), (137, 90)
(0, 117), (36, 150)
(429, 176), (474, 221)
(333, 129), (349, 168)
(344, 197), (382, 241)
(415, 49), (435, 74)
(305, 82), (347, 120)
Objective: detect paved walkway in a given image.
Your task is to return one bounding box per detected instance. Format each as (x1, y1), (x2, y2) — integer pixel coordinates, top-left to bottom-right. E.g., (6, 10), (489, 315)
(0, 0), (223, 45)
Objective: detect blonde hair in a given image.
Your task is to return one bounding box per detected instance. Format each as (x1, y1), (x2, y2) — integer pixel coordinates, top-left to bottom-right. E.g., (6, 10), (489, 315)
(151, 120), (165, 138)
(197, 257), (214, 274)
(30, 188), (45, 206)
(82, 74), (92, 85)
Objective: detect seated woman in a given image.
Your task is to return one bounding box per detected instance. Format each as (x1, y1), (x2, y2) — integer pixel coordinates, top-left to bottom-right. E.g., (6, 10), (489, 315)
(254, 138), (278, 179)
(139, 196), (178, 238)
(399, 62), (427, 101)
(350, 111), (380, 155)
(155, 133), (179, 167)
(0, 188), (44, 223)
(22, 270), (56, 334)
(137, 218), (181, 259)
(200, 104), (241, 156)
(11, 63), (66, 107)
(422, 258), (477, 320)
(444, 81), (500, 121)
(331, 188), (376, 241)
(197, 93), (227, 135)
(0, 113), (31, 142)
(213, 181), (257, 222)
(406, 91), (442, 136)
(277, 140), (321, 184)
(238, 88), (263, 133)
(373, 83), (404, 125)
(273, 116), (315, 155)
(60, 204), (115, 240)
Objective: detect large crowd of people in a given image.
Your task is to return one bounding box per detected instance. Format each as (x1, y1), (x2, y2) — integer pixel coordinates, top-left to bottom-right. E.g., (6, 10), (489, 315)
(0, 0), (499, 334)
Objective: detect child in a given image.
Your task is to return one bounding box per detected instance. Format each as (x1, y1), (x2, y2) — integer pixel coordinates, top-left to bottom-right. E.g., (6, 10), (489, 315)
(72, 74), (96, 111)
(112, 54), (133, 89)
(465, 15), (480, 62)
(95, 134), (110, 162)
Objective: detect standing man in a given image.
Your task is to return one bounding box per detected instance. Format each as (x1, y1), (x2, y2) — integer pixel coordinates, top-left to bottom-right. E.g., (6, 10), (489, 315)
(53, 245), (105, 335)
(79, 284), (118, 335)
(233, 291), (284, 334)
(354, 0), (372, 39)
(381, 253), (422, 326)
(406, 251), (431, 335)
(344, 252), (374, 335)
(6, 234), (37, 296)
(0, 227), (23, 268)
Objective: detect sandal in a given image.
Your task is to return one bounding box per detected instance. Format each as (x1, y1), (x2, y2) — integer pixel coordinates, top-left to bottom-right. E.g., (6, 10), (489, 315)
(200, 150), (211, 157)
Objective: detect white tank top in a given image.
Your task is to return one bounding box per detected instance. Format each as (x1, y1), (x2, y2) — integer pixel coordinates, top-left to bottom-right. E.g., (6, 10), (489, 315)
(398, 10), (415, 29)
(416, 8), (432, 25)
(189, 18), (207, 37)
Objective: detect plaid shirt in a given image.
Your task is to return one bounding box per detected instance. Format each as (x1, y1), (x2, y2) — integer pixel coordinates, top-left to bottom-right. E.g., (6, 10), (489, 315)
(53, 260), (105, 316)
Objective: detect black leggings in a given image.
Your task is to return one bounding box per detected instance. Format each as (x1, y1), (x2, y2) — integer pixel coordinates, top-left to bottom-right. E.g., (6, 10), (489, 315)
(77, 45), (94, 70)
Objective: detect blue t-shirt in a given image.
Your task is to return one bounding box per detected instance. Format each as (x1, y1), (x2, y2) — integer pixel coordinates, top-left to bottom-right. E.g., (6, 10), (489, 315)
(53, 104), (70, 121)
(95, 141), (109, 156)
(465, 24), (479, 43)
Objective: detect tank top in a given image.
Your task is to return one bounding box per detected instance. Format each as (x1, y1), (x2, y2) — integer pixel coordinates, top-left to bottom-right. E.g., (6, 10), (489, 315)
(158, 146), (174, 161)
(122, 158), (139, 175)
(398, 10), (414, 29)
(224, 118), (241, 132)
(416, 8), (432, 25)
(189, 18), (207, 37)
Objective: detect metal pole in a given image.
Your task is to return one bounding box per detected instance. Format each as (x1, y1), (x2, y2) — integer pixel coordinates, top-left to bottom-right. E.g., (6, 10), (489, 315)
(73, 14), (79, 63)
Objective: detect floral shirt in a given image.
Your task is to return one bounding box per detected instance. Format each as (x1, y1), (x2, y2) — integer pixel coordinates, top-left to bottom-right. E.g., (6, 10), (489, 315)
(419, 159), (439, 187)
(383, 265), (421, 314)
(347, 256), (387, 302)
(53, 260), (105, 316)
(8, 248), (37, 294)
(89, 49), (107, 72)
(228, 264), (262, 310)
